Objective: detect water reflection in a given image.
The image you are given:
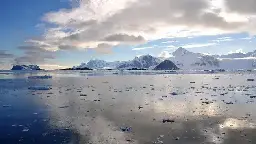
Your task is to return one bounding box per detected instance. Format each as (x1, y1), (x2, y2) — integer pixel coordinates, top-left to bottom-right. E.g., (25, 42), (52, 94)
(0, 72), (256, 143)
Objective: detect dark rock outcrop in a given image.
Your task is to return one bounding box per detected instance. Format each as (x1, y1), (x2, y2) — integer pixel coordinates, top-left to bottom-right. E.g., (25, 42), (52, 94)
(11, 65), (42, 70)
(154, 60), (179, 70)
(60, 67), (93, 70)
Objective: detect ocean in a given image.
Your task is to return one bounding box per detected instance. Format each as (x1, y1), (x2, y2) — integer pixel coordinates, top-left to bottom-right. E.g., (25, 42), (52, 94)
(0, 70), (256, 144)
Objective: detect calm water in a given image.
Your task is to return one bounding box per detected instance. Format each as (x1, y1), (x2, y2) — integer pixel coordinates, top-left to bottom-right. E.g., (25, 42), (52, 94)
(0, 71), (256, 144)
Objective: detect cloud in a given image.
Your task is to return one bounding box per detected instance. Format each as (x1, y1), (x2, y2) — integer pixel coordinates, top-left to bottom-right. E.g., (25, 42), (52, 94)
(225, 0), (256, 14)
(0, 50), (14, 59)
(102, 34), (145, 43)
(39, 64), (69, 70)
(94, 43), (113, 54)
(241, 37), (253, 40)
(0, 51), (14, 69)
(228, 48), (245, 54)
(212, 36), (234, 42)
(132, 46), (154, 51)
(163, 45), (176, 51)
(181, 43), (217, 49)
(161, 40), (178, 44)
(158, 51), (172, 59)
(23, 0), (256, 53)
(15, 45), (56, 65)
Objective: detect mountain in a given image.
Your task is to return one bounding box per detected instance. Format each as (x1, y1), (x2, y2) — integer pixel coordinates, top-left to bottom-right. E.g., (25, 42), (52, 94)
(170, 47), (219, 70)
(212, 50), (256, 70)
(154, 60), (179, 70)
(74, 60), (122, 69)
(117, 55), (161, 69)
(73, 55), (161, 70)
(71, 48), (256, 71)
(11, 65), (42, 70)
(170, 47), (256, 70)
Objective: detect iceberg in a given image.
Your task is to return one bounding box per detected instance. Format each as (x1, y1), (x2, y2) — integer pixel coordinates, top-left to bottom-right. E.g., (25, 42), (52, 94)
(28, 86), (51, 90)
(28, 75), (52, 79)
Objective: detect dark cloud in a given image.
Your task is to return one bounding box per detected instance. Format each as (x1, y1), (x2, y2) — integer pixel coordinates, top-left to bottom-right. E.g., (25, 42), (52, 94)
(0, 50), (14, 59)
(94, 43), (113, 54)
(58, 45), (74, 50)
(15, 45), (56, 65)
(225, 0), (256, 14)
(21, 0), (255, 54)
(103, 34), (145, 43)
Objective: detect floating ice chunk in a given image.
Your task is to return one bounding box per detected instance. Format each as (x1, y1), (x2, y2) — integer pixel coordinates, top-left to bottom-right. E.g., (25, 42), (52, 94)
(120, 126), (132, 132)
(247, 79), (254, 81)
(28, 86), (51, 90)
(170, 92), (178, 95)
(3, 105), (11, 107)
(59, 105), (69, 108)
(28, 75), (52, 79)
(162, 118), (175, 123)
(22, 128), (29, 132)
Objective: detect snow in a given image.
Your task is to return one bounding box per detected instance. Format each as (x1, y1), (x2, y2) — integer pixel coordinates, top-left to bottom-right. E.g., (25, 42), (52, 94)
(169, 47), (219, 70)
(117, 55), (161, 69)
(74, 60), (123, 69)
(72, 48), (256, 70)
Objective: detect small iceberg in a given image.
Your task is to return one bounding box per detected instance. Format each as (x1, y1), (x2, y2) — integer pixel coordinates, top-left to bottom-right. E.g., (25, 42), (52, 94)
(28, 86), (51, 90)
(28, 75), (52, 79)
(120, 126), (132, 132)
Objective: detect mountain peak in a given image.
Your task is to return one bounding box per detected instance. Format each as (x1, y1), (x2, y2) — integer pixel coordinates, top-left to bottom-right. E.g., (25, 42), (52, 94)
(172, 47), (190, 56)
(154, 60), (179, 70)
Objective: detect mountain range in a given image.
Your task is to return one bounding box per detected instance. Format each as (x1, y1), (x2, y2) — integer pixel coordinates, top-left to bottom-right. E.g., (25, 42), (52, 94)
(74, 47), (256, 70)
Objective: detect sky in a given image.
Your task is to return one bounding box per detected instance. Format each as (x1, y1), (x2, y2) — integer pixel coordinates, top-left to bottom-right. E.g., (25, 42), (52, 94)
(0, 0), (256, 70)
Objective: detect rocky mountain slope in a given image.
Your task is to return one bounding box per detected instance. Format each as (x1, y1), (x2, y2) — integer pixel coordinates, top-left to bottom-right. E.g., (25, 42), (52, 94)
(170, 47), (219, 70)
(11, 65), (42, 70)
(117, 55), (161, 69)
(154, 60), (179, 70)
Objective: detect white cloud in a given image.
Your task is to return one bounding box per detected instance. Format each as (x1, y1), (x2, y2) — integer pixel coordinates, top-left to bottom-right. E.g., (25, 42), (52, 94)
(163, 45), (177, 51)
(39, 64), (69, 70)
(26, 0), (256, 52)
(158, 51), (172, 59)
(241, 37), (253, 40)
(212, 36), (234, 42)
(228, 48), (245, 54)
(181, 43), (217, 49)
(219, 57), (256, 60)
(132, 46), (154, 51)
(161, 40), (177, 44)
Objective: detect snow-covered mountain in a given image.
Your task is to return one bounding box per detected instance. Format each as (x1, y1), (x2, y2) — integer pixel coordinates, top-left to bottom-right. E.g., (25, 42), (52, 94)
(211, 50), (256, 70)
(74, 59), (122, 69)
(170, 47), (219, 70)
(170, 47), (256, 70)
(11, 65), (42, 70)
(117, 55), (161, 69)
(72, 48), (256, 70)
